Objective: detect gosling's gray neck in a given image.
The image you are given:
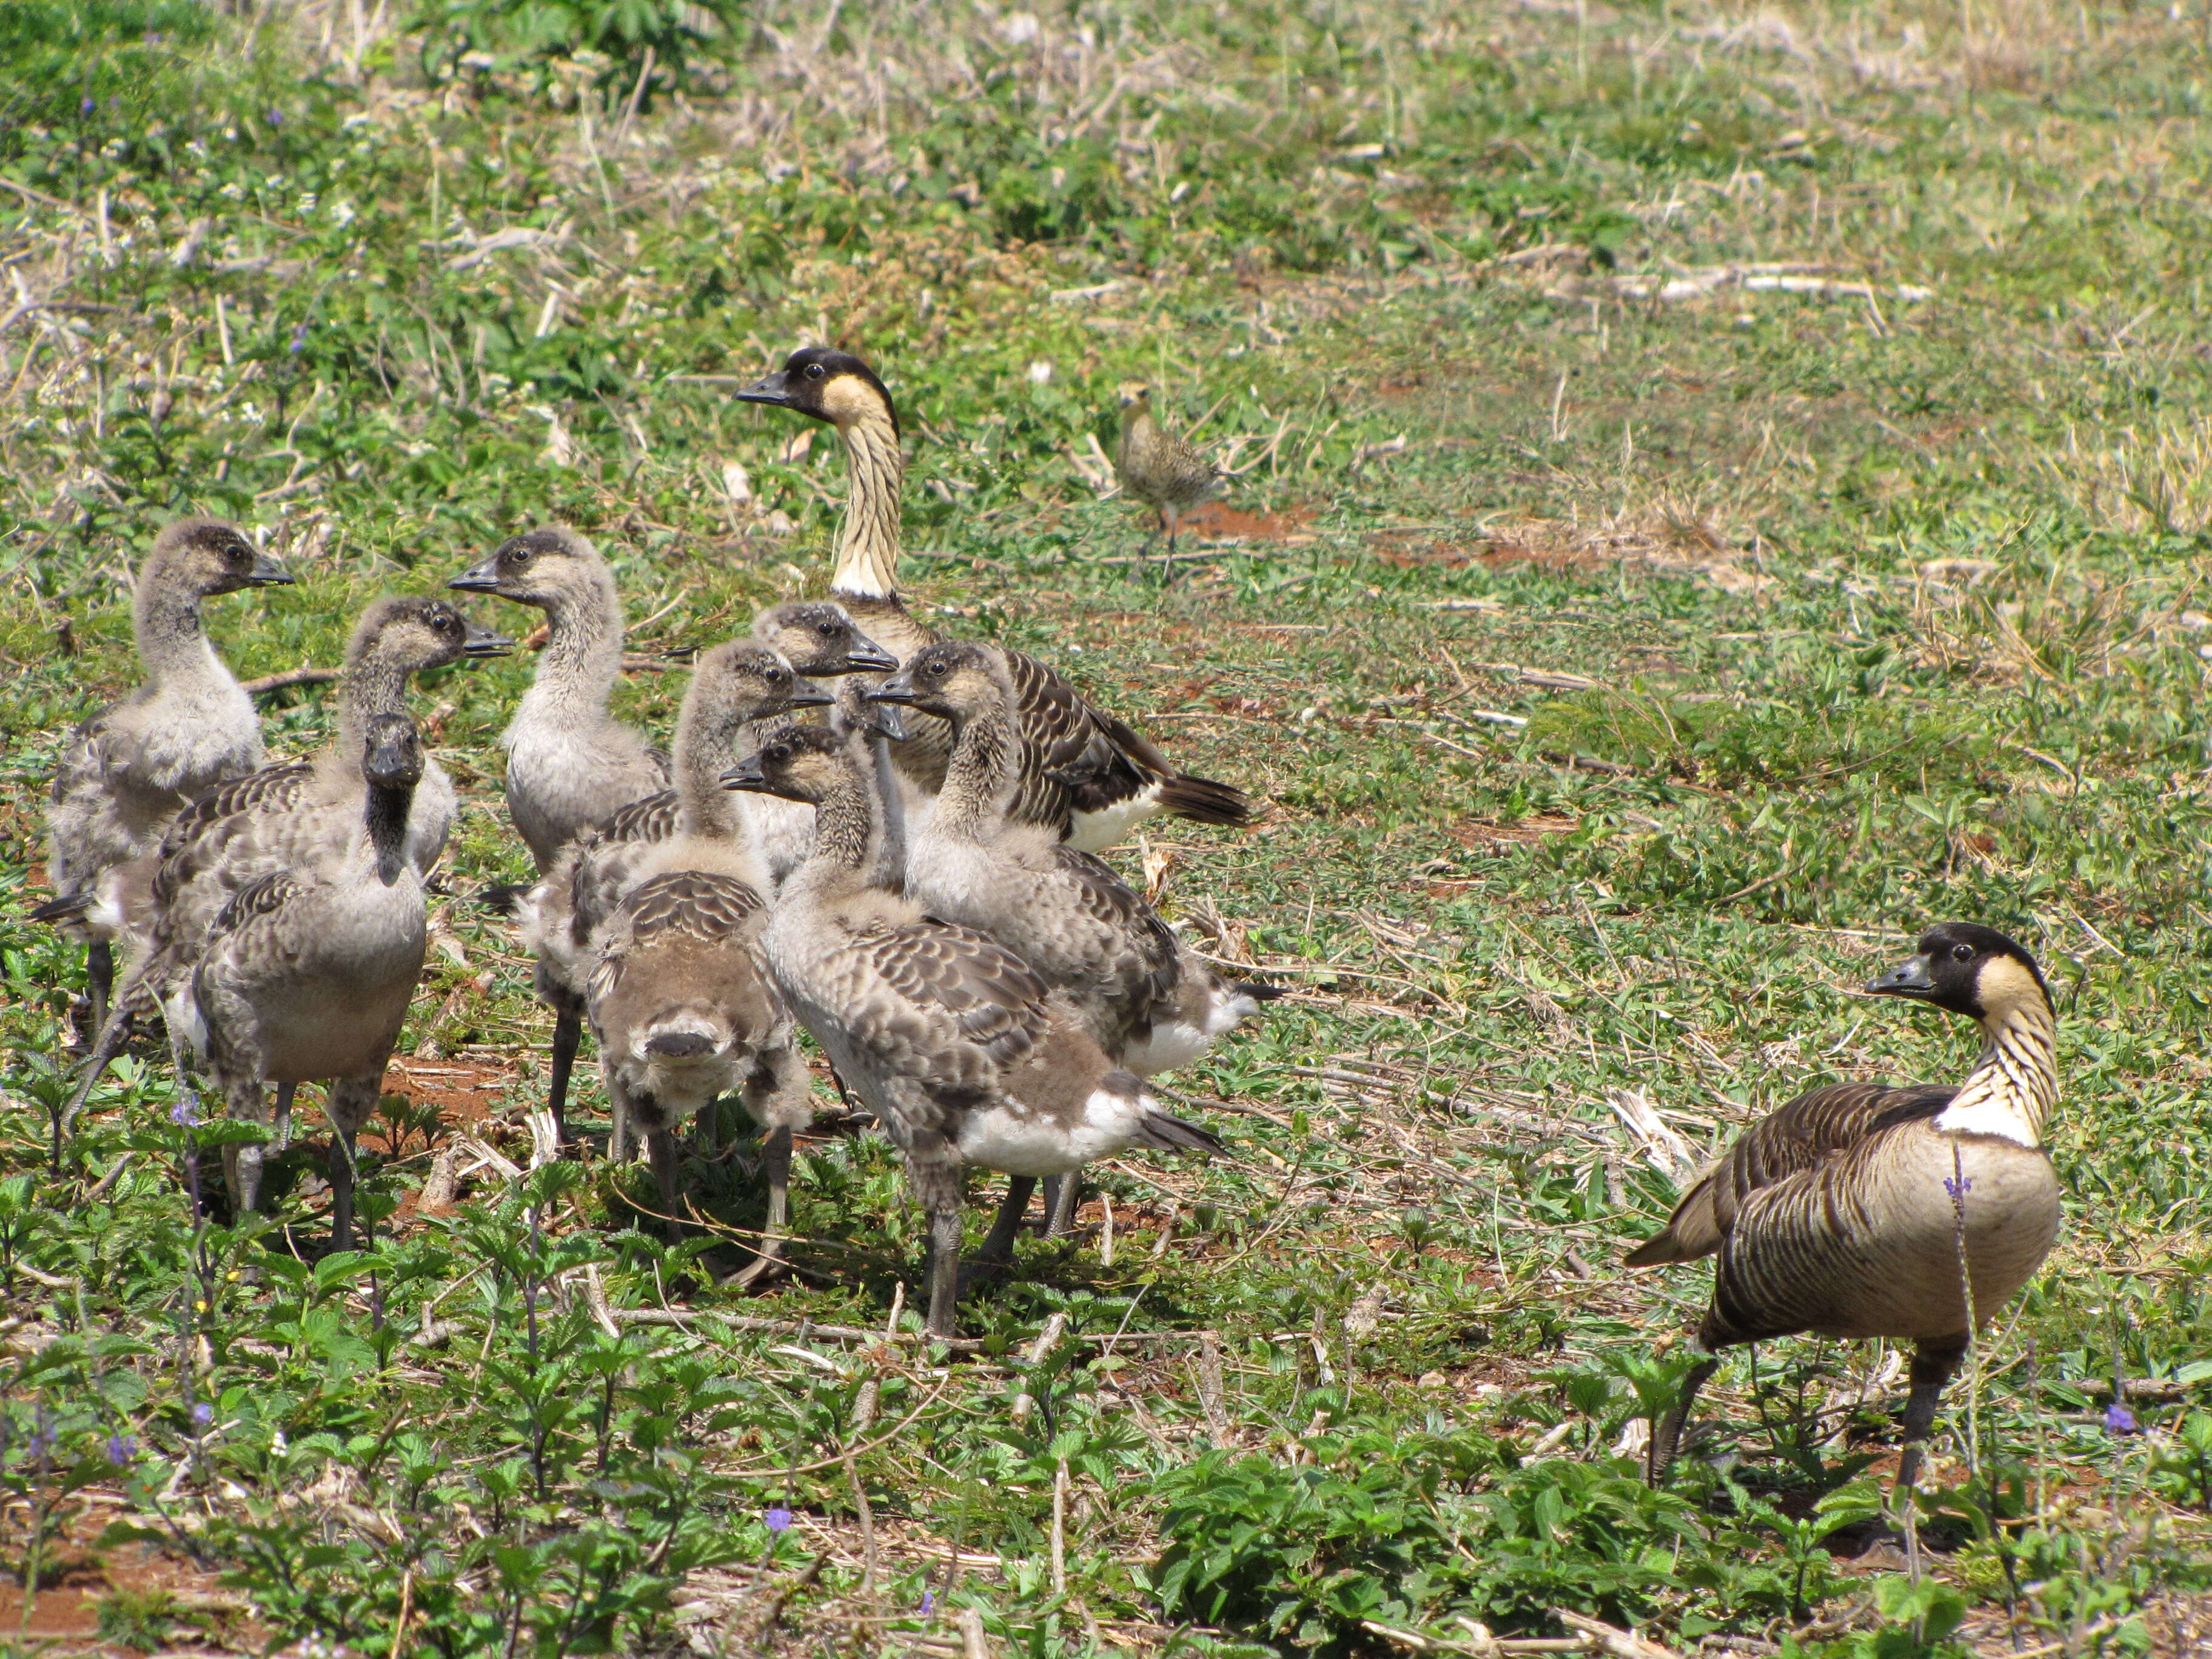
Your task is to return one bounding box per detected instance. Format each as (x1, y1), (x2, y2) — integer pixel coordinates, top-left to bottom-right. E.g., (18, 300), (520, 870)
(135, 576), (225, 690)
(673, 712), (749, 843)
(518, 580), (625, 729)
(933, 699), (1021, 842)
(788, 763), (883, 907)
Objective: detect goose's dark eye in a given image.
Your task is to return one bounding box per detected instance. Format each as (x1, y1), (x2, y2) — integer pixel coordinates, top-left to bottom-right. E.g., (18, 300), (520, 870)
(438, 615), (458, 634)
(925, 660), (947, 677)
(767, 744), (790, 763)
(766, 666), (786, 683)
(816, 621), (837, 637)
(1953, 942), (1975, 961)
(804, 362), (826, 380)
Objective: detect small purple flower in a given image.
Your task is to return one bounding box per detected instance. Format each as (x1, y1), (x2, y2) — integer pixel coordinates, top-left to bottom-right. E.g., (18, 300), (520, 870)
(81, 96), (96, 116)
(170, 1096), (199, 1127)
(191, 1402), (213, 1427)
(266, 109), (283, 128)
(2105, 1403), (2137, 1435)
(289, 321), (309, 355)
(920, 1590), (936, 1615)
(763, 1506), (793, 1533)
(106, 1434), (136, 1466)
(1943, 1175), (1973, 1199)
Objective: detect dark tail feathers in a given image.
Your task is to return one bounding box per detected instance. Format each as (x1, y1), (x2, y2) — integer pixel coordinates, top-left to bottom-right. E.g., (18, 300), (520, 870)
(646, 1031), (717, 1059)
(28, 892), (95, 925)
(475, 881), (531, 916)
(1235, 980), (1287, 1003)
(1155, 773), (1255, 829)
(1130, 1106), (1225, 1156)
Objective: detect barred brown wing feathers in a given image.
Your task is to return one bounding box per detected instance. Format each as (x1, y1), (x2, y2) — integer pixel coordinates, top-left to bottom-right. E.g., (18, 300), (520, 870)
(1624, 1080), (1956, 1266)
(615, 870), (766, 942)
(596, 788), (679, 845)
(210, 870), (307, 938)
(863, 917), (1053, 1070)
(1054, 845), (1180, 1007)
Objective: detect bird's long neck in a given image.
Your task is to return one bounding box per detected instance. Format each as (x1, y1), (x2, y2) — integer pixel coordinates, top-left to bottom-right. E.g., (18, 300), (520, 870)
(521, 583), (624, 723)
(135, 577), (224, 691)
(788, 763), (885, 907)
(336, 648), (412, 761)
(934, 698), (1021, 842)
(673, 712), (748, 843)
(1936, 995), (2059, 1148)
(829, 409), (905, 605)
(363, 778), (417, 887)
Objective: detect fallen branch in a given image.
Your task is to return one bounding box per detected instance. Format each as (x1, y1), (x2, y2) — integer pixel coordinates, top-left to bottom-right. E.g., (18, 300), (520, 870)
(241, 666), (340, 695)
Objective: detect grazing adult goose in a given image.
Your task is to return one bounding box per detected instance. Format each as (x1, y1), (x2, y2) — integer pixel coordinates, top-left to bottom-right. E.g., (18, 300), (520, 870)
(36, 518), (292, 1033)
(735, 345), (1253, 852)
(874, 642), (1277, 1071)
(59, 598), (510, 1140)
(447, 526), (669, 873)
(1628, 923), (2062, 1489)
(580, 644), (819, 1265)
(1114, 382), (1222, 555)
(518, 618), (888, 1146)
(725, 723), (1223, 1339)
(176, 713), (431, 1250)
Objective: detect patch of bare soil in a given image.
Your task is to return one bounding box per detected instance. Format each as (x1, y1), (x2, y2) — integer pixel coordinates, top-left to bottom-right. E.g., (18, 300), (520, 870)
(1181, 500), (1315, 542)
(0, 1490), (259, 1654)
(372, 1054), (522, 1148)
(1448, 813), (1580, 850)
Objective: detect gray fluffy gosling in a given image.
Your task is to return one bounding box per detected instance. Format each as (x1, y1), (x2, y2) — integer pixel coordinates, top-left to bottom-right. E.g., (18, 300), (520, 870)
(174, 712), (430, 1250)
(725, 723), (1223, 1339)
(36, 518), (292, 1034)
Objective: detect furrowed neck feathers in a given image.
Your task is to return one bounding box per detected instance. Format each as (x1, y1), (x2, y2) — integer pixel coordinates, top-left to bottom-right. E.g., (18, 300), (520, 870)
(788, 759), (883, 905)
(829, 406), (905, 603)
(1936, 987), (2059, 1148)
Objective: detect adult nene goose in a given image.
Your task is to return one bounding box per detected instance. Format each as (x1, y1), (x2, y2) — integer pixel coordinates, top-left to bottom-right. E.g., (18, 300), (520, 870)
(59, 598), (509, 1144)
(1628, 923), (2062, 1489)
(735, 346), (1252, 853)
(582, 643), (820, 1261)
(518, 606), (891, 1145)
(176, 713), (430, 1249)
(447, 526), (669, 872)
(1114, 382), (1221, 555)
(725, 723), (1222, 1339)
(36, 518), (292, 1034)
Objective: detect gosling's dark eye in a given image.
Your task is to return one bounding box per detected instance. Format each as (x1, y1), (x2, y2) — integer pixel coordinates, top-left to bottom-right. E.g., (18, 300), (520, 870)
(804, 363), (826, 380)
(926, 660), (947, 677)
(766, 666), (786, 683)
(1953, 943), (1975, 961)
(816, 622), (836, 637)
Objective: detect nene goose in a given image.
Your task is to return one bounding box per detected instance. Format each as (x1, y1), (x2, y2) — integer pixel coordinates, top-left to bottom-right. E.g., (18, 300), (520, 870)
(1114, 382), (1221, 555)
(59, 598), (510, 1141)
(736, 346), (1252, 853)
(447, 526), (669, 872)
(518, 610), (890, 1145)
(725, 723), (1223, 1339)
(175, 713), (430, 1249)
(36, 518), (292, 1034)
(1628, 923), (2062, 1489)
(583, 644), (820, 1264)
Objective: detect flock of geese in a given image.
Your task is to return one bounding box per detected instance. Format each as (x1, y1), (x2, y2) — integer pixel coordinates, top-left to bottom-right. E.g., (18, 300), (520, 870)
(27, 346), (2065, 1490)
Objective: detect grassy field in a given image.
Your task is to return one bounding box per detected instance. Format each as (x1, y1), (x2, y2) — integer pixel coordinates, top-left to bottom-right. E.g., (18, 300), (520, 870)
(5, 0), (2212, 1652)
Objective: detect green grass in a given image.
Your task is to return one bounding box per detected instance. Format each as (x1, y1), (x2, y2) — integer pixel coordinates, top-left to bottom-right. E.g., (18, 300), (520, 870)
(4, 0), (2212, 1652)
